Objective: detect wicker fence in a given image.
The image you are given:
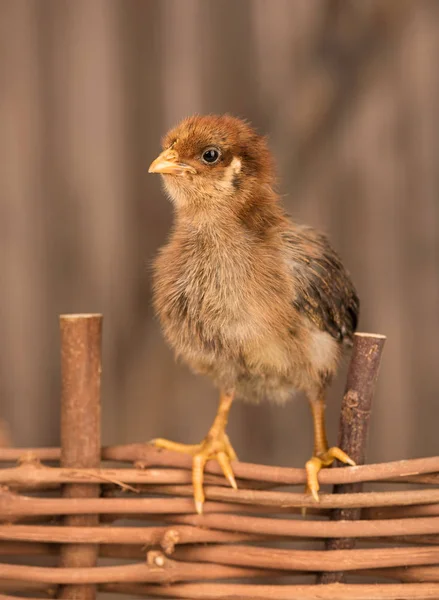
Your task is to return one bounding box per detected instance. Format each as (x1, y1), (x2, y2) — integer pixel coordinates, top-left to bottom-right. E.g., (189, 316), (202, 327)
(0, 315), (438, 599)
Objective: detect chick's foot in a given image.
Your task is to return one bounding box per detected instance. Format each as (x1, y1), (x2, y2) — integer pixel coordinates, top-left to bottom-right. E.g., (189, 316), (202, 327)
(152, 432), (238, 514)
(305, 446), (355, 502)
(152, 388), (237, 514)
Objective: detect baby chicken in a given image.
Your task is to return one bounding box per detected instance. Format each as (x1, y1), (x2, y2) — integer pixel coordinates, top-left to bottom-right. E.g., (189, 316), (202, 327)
(149, 115), (359, 514)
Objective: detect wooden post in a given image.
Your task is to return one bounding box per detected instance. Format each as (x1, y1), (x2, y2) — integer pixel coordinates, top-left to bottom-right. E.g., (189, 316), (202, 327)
(57, 314), (102, 600)
(318, 332), (386, 584)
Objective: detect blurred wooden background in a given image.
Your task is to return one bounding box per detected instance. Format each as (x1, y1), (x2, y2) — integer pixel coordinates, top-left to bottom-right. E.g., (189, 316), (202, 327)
(1, 0), (438, 470)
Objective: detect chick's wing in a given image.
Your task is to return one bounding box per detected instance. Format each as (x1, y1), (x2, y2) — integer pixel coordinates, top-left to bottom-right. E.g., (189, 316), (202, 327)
(283, 225), (359, 345)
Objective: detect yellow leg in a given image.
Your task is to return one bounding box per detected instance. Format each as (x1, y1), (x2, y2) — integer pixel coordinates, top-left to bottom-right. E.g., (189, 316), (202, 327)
(305, 393), (355, 501)
(152, 390), (237, 514)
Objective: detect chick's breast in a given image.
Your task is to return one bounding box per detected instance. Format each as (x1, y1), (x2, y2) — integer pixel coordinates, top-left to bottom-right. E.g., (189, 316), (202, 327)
(152, 224), (298, 392)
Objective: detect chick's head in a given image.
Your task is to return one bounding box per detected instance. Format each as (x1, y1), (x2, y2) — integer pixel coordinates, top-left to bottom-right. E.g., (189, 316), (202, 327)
(149, 115), (275, 210)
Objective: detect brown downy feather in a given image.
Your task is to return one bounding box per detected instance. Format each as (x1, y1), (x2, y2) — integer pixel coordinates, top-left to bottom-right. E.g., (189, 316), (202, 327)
(152, 115), (359, 404)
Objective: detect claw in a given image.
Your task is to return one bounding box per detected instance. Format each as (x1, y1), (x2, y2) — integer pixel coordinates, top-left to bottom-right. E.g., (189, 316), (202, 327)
(195, 499), (204, 515)
(305, 447), (355, 503)
(217, 452), (237, 490)
(192, 452), (207, 513)
(327, 446), (356, 467)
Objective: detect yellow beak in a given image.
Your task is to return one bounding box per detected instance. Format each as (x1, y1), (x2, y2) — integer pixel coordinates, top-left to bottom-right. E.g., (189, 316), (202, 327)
(148, 150), (196, 175)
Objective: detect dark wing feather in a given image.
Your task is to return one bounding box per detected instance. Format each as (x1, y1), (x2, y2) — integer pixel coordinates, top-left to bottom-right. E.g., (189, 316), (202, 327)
(283, 225), (359, 345)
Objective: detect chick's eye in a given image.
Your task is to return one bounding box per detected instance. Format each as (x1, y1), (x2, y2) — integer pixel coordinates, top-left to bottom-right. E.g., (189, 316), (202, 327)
(202, 147), (221, 164)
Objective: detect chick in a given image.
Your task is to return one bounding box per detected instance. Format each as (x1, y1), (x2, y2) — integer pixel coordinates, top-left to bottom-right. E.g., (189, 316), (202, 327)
(149, 115), (359, 514)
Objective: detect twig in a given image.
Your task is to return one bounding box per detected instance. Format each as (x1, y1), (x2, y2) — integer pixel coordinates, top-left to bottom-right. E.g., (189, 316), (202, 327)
(171, 544), (439, 572)
(0, 466), (231, 488)
(1, 465), (437, 494)
(2, 531), (438, 561)
(102, 582), (439, 599)
(0, 552), (286, 584)
(67, 448), (439, 487)
(3, 485), (439, 517)
(1, 546), (439, 583)
(146, 513), (439, 539)
(0, 561), (169, 584)
(115, 482), (439, 509)
(57, 314), (102, 600)
(0, 540), (284, 561)
(0, 524), (263, 548)
(319, 332), (386, 583)
(1, 446), (438, 487)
